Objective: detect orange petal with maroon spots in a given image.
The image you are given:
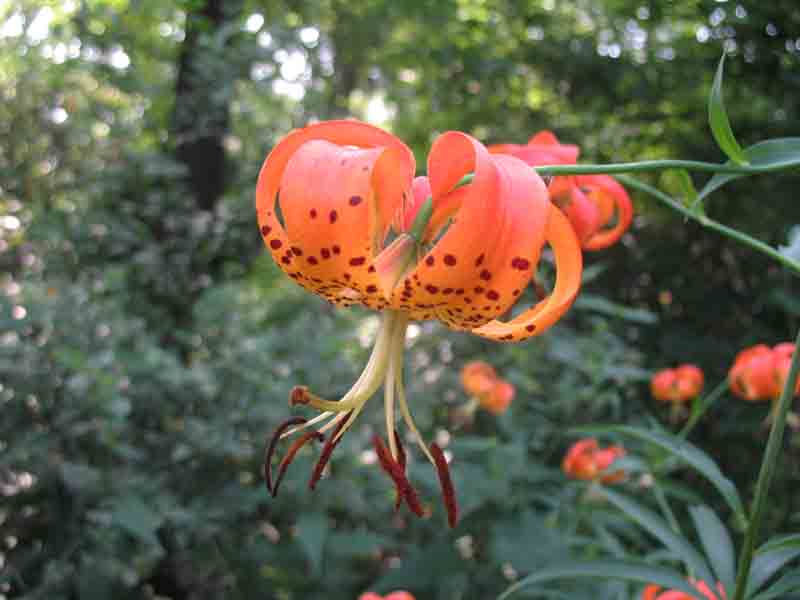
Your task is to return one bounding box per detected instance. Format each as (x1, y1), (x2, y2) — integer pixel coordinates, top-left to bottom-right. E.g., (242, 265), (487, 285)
(255, 120), (415, 310)
(390, 133), (549, 328)
(471, 205), (582, 342)
(576, 174), (634, 251)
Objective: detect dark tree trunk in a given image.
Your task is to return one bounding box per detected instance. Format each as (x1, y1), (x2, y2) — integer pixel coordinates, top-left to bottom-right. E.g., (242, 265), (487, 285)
(172, 0), (241, 212)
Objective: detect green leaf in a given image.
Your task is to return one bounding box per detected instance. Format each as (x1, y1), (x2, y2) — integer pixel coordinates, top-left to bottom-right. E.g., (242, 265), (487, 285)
(603, 489), (716, 589)
(698, 137), (800, 200)
(757, 533), (800, 553)
(497, 560), (703, 600)
(688, 505), (736, 594)
(574, 425), (745, 522)
(708, 53), (748, 165)
(109, 496), (163, 548)
(294, 513), (328, 576)
(573, 294), (659, 325)
(751, 572), (800, 600)
(746, 537), (800, 595)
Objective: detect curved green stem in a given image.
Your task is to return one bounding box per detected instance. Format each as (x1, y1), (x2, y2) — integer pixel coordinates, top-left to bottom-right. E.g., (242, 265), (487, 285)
(678, 379), (729, 439)
(614, 175), (800, 275)
(534, 159), (773, 176)
(732, 326), (800, 600)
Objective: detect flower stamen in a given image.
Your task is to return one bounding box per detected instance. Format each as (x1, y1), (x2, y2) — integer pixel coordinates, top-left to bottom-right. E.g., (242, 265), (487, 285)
(373, 434), (427, 517)
(430, 443), (458, 528)
(263, 416), (307, 494)
(272, 429), (325, 497)
(309, 411), (351, 490)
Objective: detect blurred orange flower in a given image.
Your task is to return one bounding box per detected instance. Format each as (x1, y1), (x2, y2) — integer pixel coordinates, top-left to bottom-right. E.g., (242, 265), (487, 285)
(651, 364), (705, 403)
(489, 130), (633, 251)
(642, 579), (726, 600)
(729, 343), (799, 402)
(460, 360), (515, 415)
(358, 592), (415, 600)
(562, 438), (626, 484)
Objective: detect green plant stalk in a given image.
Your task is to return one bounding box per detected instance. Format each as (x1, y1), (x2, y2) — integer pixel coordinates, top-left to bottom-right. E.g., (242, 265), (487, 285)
(732, 326), (800, 600)
(679, 379), (729, 439)
(613, 175), (800, 275)
(534, 160), (772, 176)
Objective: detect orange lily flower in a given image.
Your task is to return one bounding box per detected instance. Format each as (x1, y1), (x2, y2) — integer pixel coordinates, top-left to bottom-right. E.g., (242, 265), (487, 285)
(257, 120), (583, 526)
(358, 592), (415, 600)
(729, 342), (800, 427)
(651, 364), (705, 403)
(562, 438), (626, 484)
(488, 131), (633, 251)
(460, 360), (515, 415)
(728, 343), (799, 402)
(641, 579), (726, 600)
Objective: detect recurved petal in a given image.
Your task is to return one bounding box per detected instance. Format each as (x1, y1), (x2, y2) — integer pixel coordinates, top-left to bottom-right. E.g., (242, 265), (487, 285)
(471, 205), (582, 342)
(550, 177), (601, 244)
(576, 174), (633, 251)
(389, 134), (549, 327)
(256, 120), (415, 310)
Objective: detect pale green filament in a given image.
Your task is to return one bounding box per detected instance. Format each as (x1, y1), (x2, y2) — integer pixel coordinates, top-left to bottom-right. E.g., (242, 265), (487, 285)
(302, 310), (401, 413)
(391, 316), (435, 466)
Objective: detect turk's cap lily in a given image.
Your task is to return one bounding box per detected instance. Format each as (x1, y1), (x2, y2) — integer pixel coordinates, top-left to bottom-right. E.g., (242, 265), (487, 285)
(562, 438), (626, 484)
(256, 120), (584, 526)
(257, 120), (583, 342)
(651, 364), (705, 403)
(460, 360), (515, 415)
(359, 592), (415, 600)
(729, 343), (799, 402)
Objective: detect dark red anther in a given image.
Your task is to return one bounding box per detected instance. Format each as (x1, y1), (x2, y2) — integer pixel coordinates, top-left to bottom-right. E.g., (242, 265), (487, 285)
(373, 435), (426, 518)
(393, 430), (407, 511)
(263, 417), (307, 494)
(430, 443), (458, 528)
(309, 412), (351, 490)
(290, 385), (310, 406)
(272, 429), (325, 497)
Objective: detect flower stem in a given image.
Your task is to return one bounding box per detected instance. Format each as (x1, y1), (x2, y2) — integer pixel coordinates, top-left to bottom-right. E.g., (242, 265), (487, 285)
(732, 326), (800, 600)
(678, 379), (729, 439)
(613, 175), (800, 275)
(533, 159), (776, 176)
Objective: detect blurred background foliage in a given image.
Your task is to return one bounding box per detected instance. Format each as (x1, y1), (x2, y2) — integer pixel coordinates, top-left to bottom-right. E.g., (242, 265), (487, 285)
(1, 0), (799, 598)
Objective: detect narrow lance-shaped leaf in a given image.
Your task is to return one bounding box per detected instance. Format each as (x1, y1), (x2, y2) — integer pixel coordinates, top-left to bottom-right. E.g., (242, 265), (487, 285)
(689, 504), (736, 594)
(698, 137), (800, 200)
(751, 572), (800, 600)
(708, 53), (748, 165)
(603, 488), (717, 591)
(746, 536), (800, 596)
(497, 560), (705, 600)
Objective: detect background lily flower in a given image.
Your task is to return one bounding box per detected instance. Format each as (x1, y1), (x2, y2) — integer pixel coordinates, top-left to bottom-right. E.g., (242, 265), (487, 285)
(256, 120), (583, 526)
(460, 360), (515, 415)
(651, 364), (705, 403)
(729, 342), (800, 427)
(562, 438), (626, 484)
(728, 343), (799, 401)
(641, 579), (726, 600)
(489, 130), (633, 251)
